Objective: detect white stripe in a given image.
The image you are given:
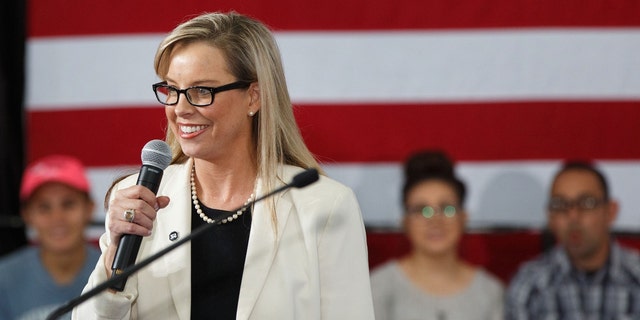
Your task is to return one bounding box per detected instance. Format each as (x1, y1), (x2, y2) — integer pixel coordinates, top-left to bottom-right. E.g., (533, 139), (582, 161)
(84, 161), (640, 231)
(27, 29), (640, 110)
(26, 35), (163, 109)
(327, 161), (640, 231)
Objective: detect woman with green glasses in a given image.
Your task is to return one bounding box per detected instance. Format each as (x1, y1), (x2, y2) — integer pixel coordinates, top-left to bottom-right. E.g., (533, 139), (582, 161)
(371, 150), (504, 320)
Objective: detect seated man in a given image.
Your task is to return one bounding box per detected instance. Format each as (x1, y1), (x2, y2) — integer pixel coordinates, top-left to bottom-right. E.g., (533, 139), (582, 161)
(0, 155), (100, 320)
(506, 161), (640, 319)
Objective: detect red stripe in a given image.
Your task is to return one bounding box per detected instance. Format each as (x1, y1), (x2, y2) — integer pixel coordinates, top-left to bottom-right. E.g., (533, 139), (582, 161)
(27, 101), (640, 166)
(29, 0), (640, 37)
(27, 108), (169, 167)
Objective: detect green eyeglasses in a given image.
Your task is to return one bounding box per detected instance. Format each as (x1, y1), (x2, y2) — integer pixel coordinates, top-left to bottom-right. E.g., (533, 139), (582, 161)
(406, 204), (459, 219)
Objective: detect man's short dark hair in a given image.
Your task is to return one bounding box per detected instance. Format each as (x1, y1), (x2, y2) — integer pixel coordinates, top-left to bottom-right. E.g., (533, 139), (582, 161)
(553, 161), (609, 201)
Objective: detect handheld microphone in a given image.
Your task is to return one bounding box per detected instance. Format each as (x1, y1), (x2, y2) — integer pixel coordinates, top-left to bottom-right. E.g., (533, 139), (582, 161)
(110, 140), (172, 291)
(46, 167), (319, 320)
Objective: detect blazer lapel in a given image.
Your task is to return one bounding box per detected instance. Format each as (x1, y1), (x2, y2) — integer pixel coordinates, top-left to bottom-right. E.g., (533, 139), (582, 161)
(147, 159), (192, 320)
(236, 178), (293, 320)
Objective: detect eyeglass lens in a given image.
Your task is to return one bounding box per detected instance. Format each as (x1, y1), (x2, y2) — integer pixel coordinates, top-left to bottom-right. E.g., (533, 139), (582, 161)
(407, 205), (458, 218)
(154, 86), (213, 106)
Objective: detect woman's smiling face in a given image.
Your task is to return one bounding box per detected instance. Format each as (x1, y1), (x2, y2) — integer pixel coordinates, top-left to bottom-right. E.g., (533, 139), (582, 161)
(164, 41), (254, 161)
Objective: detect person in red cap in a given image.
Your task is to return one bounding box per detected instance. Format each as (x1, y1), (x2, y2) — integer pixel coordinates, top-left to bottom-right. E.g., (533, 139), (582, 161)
(0, 155), (100, 320)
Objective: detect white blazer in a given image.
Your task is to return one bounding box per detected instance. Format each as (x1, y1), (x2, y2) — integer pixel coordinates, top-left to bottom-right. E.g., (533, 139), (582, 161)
(73, 160), (375, 319)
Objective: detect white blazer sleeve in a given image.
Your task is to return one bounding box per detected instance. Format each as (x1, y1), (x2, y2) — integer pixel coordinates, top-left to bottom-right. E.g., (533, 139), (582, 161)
(317, 187), (375, 319)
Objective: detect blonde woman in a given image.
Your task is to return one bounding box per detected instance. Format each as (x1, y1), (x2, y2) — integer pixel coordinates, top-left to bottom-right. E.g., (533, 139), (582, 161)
(74, 12), (373, 320)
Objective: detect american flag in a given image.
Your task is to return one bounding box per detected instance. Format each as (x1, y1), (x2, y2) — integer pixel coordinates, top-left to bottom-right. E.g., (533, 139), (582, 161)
(27, 0), (640, 232)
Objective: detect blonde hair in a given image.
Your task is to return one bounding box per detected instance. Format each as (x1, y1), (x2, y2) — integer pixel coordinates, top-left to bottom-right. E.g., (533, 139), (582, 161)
(154, 12), (323, 223)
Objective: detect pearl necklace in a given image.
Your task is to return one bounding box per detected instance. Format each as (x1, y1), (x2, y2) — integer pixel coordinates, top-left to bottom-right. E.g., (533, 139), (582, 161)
(190, 164), (256, 224)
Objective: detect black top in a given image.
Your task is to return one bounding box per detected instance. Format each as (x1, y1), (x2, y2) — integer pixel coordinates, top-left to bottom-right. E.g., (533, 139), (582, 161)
(190, 201), (252, 320)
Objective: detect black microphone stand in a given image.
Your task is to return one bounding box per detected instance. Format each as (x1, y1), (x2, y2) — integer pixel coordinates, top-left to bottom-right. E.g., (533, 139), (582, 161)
(46, 169), (318, 320)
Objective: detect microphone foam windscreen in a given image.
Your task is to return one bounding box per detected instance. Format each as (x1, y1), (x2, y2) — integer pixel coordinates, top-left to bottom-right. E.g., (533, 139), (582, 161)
(291, 168), (319, 188)
(141, 140), (172, 169)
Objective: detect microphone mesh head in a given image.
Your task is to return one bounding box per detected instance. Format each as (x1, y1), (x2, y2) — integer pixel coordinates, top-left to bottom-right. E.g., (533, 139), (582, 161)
(141, 140), (172, 170)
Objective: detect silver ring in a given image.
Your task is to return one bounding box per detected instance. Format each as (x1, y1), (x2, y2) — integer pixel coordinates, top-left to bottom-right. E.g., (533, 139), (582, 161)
(123, 209), (135, 222)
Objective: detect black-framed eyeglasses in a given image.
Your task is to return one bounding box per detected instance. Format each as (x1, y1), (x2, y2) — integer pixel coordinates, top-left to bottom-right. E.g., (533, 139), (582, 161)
(547, 195), (606, 214)
(406, 204), (459, 219)
(152, 81), (252, 107)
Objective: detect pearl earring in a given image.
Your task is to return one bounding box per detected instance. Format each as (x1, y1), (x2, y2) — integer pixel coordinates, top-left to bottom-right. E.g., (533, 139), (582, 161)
(248, 111), (255, 116)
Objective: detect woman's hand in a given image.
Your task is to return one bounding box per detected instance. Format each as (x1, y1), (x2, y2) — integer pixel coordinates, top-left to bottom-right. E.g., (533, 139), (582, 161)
(103, 185), (170, 278)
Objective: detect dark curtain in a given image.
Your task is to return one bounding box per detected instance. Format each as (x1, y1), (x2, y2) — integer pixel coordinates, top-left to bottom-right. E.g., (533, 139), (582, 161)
(0, 0), (27, 256)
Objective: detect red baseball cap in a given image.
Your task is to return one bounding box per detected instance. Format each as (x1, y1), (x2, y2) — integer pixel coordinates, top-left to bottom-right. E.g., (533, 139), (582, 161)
(20, 155), (90, 201)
